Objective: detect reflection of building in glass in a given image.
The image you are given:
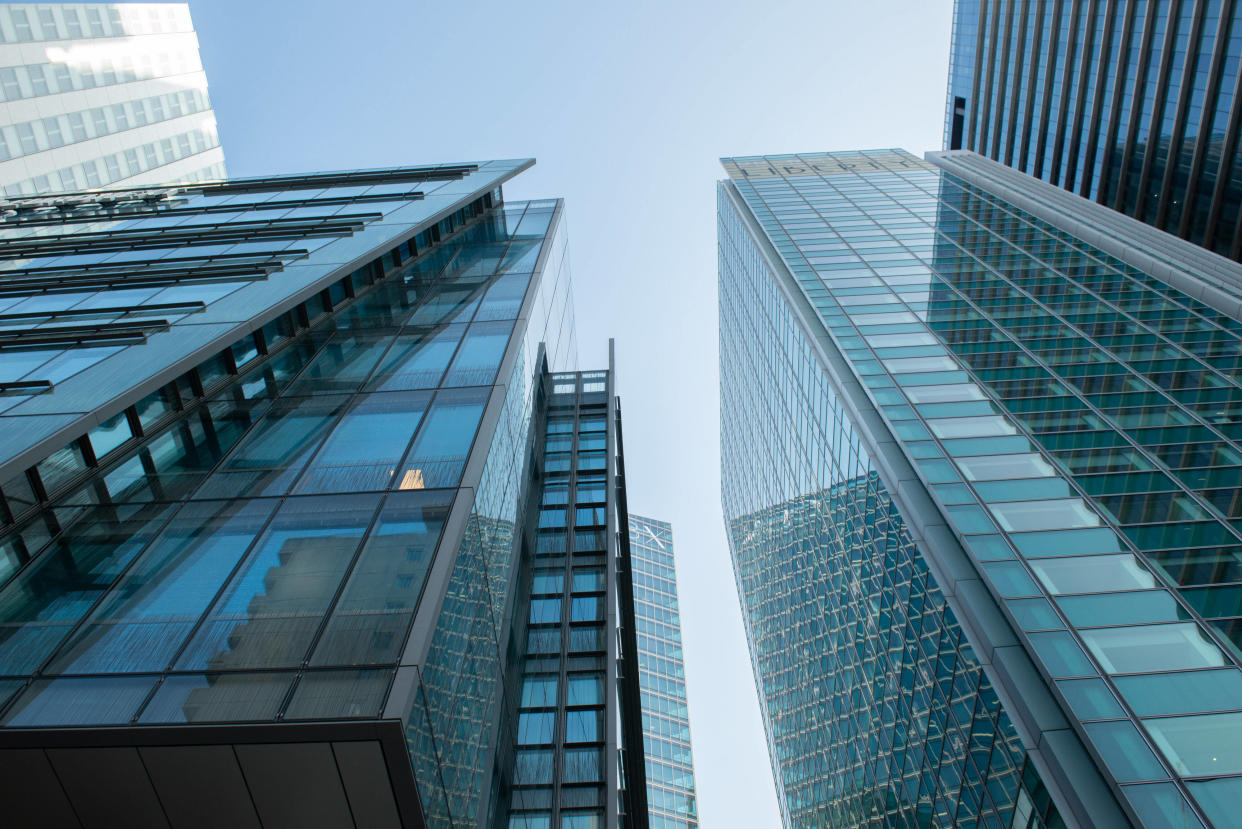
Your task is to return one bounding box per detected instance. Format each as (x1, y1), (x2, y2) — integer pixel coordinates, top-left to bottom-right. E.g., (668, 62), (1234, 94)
(628, 514), (698, 829)
(944, 0), (1242, 259)
(0, 3), (225, 195)
(0, 153), (679, 826)
(720, 147), (1242, 829)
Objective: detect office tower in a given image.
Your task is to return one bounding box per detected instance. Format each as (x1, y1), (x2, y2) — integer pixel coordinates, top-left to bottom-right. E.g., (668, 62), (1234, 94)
(719, 147), (1242, 828)
(626, 515), (699, 829)
(503, 363), (649, 829)
(944, 0), (1242, 259)
(0, 3), (225, 196)
(0, 157), (670, 829)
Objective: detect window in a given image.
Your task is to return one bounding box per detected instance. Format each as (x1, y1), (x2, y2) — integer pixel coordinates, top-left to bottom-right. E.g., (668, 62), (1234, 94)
(1082, 624), (1226, 674)
(989, 498), (1100, 532)
(1144, 713), (1242, 776)
(571, 596), (603, 623)
(572, 568), (605, 593)
(567, 674), (604, 706)
(956, 453), (1056, 481)
(883, 356), (959, 373)
(520, 675), (557, 708)
(532, 570), (563, 595)
(530, 598), (561, 625)
(565, 709), (602, 743)
(904, 383), (987, 403)
(1031, 555), (1156, 595)
(517, 711), (555, 745)
(562, 748), (602, 783)
(928, 415), (1018, 439)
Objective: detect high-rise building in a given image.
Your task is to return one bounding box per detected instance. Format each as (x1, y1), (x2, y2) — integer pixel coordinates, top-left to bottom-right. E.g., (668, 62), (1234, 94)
(719, 147), (1242, 828)
(626, 515), (698, 829)
(0, 158), (668, 828)
(0, 3), (225, 196)
(944, 0), (1242, 260)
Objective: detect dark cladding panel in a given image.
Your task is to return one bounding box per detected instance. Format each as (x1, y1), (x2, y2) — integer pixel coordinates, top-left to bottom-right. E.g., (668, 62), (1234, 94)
(139, 744), (261, 829)
(48, 746), (169, 828)
(0, 748), (80, 828)
(234, 742), (355, 829)
(333, 741), (403, 829)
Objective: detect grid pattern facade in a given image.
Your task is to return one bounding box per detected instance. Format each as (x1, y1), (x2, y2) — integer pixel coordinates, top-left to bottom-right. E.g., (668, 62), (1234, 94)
(723, 148), (1242, 828)
(718, 176), (1058, 829)
(946, 0), (1242, 260)
(627, 515), (698, 829)
(503, 370), (617, 829)
(0, 160), (585, 824)
(0, 3), (226, 195)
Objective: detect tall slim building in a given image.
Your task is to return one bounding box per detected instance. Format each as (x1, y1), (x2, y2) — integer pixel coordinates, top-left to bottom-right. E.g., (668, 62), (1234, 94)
(719, 148), (1242, 828)
(0, 158), (669, 828)
(945, 0), (1242, 259)
(0, 3), (225, 195)
(627, 515), (698, 829)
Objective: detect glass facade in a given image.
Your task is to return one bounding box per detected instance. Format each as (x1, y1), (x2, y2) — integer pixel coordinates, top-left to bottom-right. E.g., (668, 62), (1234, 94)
(627, 515), (698, 829)
(0, 161), (589, 825)
(0, 3), (226, 195)
(946, 0), (1242, 260)
(720, 148), (1242, 828)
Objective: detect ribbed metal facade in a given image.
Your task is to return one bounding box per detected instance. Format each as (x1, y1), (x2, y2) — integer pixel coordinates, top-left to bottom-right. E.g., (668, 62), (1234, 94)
(946, 0), (1242, 260)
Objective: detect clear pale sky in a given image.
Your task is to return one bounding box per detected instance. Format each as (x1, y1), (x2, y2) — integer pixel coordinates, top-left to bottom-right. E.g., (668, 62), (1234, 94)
(186, 1), (953, 824)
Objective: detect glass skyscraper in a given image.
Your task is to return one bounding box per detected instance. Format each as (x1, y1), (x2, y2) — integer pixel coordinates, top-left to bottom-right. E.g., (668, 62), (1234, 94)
(627, 515), (698, 829)
(719, 148), (1242, 828)
(0, 157), (669, 828)
(945, 0), (1242, 260)
(0, 3), (225, 196)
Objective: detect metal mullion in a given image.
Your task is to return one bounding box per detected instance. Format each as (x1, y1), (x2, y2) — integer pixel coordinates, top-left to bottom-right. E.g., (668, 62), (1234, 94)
(1018, 0), (1048, 171)
(1050, 0), (1088, 186)
(1080, 0), (1123, 197)
(990, 0), (1018, 161)
(1112, 0), (1163, 209)
(1197, 46), (1242, 250)
(1033, 0), (1066, 178)
(1065, 0), (1105, 191)
(974, 0), (1002, 156)
(1155, 0), (1211, 228)
(1136, 0), (1191, 221)
(1004, 0), (1032, 166)
(1096, 0), (1142, 204)
(1178, 0), (1236, 238)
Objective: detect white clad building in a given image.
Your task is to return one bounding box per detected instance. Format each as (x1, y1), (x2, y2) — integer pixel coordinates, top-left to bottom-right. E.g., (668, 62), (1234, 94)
(0, 3), (225, 196)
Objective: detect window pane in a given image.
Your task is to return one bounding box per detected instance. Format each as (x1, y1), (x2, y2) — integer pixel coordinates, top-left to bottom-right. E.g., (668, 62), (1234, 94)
(532, 570), (564, 594)
(397, 387), (489, 489)
(530, 598), (561, 624)
(3, 676), (155, 726)
(443, 320), (513, 386)
(176, 495), (380, 670)
(1081, 623), (1226, 674)
(563, 747), (602, 783)
(904, 382), (987, 403)
(567, 674), (604, 706)
(989, 498), (1101, 532)
(517, 711), (555, 744)
(285, 669), (390, 719)
(139, 672), (292, 723)
(956, 453), (1056, 481)
(1031, 555), (1156, 595)
(1115, 670), (1242, 717)
(366, 325), (465, 391)
(311, 491), (451, 665)
(298, 391), (432, 493)
(565, 708), (602, 743)
(1145, 712), (1242, 776)
(572, 568), (605, 593)
(1083, 721), (1168, 781)
(514, 749), (554, 785)
(521, 675), (557, 708)
(928, 415), (1017, 438)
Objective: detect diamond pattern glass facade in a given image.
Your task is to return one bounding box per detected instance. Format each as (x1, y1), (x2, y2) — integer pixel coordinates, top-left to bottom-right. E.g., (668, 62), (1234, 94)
(627, 515), (698, 829)
(720, 148), (1242, 828)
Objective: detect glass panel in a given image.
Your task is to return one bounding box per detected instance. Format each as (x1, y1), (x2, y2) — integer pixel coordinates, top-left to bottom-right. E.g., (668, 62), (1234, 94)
(571, 568), (605, 593)
(989, 498), (1101, 532)
(570, 596), (603, 623)
(563, 747), (602, 783)
(45, 499), (278, 674)
(532, 570), (563, 594)
(285, 330), (391, 395)
(366, 325), (466, 391)
(0, 502), (174, 674)
(1057, 591), (1187, 627)
(514, 749), (554, 785)
(443, 320), (513, 386)
(1028, 631), (1097, 677)
(1031, 555), (1156, 595)
(3, 676), (155, 726)
(89, 411), (132, 459)
(521, 675), (558, 708)
(955, 453), (1056, 481)
(1081, 623), (1226, 674)
(311, 491), (451, 666)
(396, 387), (489, 489)
(1188, 779), (1242, 829)
(1123, 783), (1206, 829)
(1144, 712), (1242, 776)
(1083, 721), (1168, 781)
(297, 391), (432, 493)
(176, 495), (379, 670)
(139, 672), (291, 723)
(565, 708), (602, 743)
(517, 711), (555, 744)
(1057, 678), (1126, 720)
(927, 415), (1017, 438)
(530, 599), (561, 624)
(904, 383), (987, 403)
(1115, 670), (1242, 717)
(567, 673), (604, 706)
(285, 669), (390, 719)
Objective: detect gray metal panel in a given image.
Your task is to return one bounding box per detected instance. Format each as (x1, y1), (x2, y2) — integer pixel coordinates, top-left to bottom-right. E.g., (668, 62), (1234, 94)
(333, 741), (402, 829)
(139, 744), (261, 829)
(0, 748), (81, 828)
(235, 742), (355, 829)
(48, 746), (170, 828)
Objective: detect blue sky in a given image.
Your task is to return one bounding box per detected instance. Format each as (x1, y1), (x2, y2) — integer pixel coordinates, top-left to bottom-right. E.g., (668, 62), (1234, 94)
(187, 1), (953, 823)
